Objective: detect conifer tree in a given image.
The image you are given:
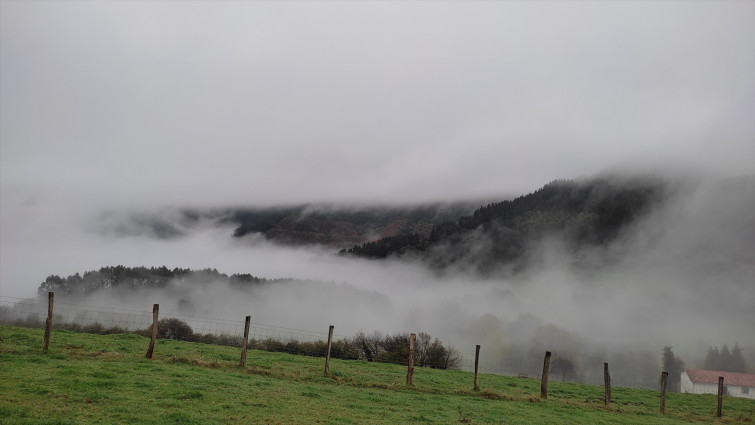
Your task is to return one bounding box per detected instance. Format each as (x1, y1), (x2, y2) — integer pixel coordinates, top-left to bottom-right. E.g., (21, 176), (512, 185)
(704, 346), (720, 370)
(730, 343), (747, 373)
(663, 346), (684, 392)
(719, 345), (732, 371)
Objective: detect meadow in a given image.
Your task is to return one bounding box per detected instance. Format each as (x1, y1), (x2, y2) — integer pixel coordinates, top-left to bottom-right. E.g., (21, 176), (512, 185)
(1, 325), (752, 424)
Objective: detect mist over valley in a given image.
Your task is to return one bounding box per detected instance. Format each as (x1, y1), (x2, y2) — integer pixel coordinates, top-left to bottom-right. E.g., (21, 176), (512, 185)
(11, 173), (754, 388)
(2, 0), (753, 392)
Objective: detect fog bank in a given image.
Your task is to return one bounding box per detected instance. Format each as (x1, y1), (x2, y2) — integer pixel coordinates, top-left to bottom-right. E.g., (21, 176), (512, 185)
(1, 176), (752, 384)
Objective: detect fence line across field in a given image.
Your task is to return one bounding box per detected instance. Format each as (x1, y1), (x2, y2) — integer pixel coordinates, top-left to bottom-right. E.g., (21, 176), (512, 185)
(1, 293), (738, 418)
(0, 295), (650, 382)
(0, 295), (688, 388)
(2, 296), (515, 371)
(0, 295), (333, 342)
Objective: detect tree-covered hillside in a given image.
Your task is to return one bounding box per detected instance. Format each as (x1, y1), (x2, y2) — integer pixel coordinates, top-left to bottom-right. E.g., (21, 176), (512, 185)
(89, 174), (750, 277)
(341, 175), (667, 273)
(227, 202), (480, 247)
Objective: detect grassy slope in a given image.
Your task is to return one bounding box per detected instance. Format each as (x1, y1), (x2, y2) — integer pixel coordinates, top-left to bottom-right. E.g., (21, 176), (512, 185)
(1, 325), (752, 425)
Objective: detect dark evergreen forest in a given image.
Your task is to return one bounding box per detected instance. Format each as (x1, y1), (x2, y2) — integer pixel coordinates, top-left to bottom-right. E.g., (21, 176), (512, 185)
(340, 175), (666, 273)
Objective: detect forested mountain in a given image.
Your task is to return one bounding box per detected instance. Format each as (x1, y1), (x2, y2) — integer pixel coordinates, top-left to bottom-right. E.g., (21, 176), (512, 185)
(226, 175), (666, 260)
(102, 202), (484, 248)
(226, 202), (481, 247)
(95, 174), (748, 276)
(340, 175), (668, 273)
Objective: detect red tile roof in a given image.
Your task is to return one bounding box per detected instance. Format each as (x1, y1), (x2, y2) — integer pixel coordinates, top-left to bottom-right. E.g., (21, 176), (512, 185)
(685, 369), (755, 387)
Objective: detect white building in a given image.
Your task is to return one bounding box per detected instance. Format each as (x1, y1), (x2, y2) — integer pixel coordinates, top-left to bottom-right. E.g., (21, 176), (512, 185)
(681, 369), (755, 399)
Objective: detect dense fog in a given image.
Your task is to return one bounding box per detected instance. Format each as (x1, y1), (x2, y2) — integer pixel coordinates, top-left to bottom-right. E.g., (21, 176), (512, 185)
(1, 1), (753, 389)
(2, 175), (753, 386)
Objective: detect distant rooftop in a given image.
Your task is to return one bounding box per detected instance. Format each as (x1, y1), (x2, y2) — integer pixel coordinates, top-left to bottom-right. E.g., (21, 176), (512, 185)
(685, 369), (755, 387)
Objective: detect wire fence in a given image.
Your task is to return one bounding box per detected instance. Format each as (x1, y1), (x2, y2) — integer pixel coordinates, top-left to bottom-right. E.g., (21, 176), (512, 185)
(6, 294), (750, 422)
(0, 295), (657, 389)
(0, 295), (334, 349)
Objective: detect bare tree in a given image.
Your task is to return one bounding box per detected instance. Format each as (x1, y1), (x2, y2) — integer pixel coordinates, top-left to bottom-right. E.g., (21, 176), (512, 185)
(353, 330), (383, 362)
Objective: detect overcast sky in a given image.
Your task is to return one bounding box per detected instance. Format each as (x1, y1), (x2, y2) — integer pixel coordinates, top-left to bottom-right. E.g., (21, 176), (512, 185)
(1, 2), (753, 363)
(1, 0), (753, 209)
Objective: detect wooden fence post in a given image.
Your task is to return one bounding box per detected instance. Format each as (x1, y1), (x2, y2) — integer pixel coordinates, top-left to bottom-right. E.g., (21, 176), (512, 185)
(604, 362), (611, 405)
(324, 325), (334, 377)
(660, 371), (668, 414)
(406, 333), (416, 386)
(717, 376), (724, 418)
(240, 316), (251, 367)
(145, 304), (159, 359)
(43, 292), (54, 352)
(541, 351), (551, 399)
(473, 344), (481, 391)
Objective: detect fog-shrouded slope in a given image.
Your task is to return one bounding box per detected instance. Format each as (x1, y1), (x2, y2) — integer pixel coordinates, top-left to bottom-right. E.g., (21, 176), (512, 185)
(226, 202), (483, 248)
(98, 174), (753, 282)
(97, 202), (486, 250)
(341, 175), (671, 272)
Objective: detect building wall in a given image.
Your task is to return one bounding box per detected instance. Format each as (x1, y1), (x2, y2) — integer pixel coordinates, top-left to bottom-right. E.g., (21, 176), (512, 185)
(681, 372), (755, 399)
(725, 384), (754, 399)
(680, 372), (696, 393)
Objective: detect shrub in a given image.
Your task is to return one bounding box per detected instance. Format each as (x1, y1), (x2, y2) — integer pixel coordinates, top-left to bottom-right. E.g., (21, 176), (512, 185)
(156, 318), (194, 340)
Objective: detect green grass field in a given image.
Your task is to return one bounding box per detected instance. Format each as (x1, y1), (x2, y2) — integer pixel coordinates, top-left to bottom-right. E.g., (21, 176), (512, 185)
(1, 325), (752, 424)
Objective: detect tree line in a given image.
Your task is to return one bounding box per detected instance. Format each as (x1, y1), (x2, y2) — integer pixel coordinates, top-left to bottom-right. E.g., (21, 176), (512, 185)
(704, 344), (748, 373)
(38, 266), (283, 297)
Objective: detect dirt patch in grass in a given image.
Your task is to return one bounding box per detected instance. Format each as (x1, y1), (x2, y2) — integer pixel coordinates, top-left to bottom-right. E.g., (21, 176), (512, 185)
(479, 389), (508, 400)
(169, 356), (221, 368)
(90, 350), (122, 359)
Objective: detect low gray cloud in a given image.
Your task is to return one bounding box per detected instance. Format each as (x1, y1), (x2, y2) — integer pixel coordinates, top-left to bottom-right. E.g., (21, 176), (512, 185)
(1, 1), (753, 208)
(1, 176), (752, 379)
